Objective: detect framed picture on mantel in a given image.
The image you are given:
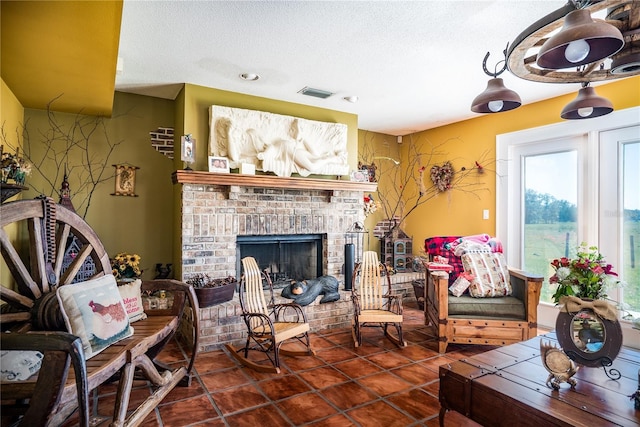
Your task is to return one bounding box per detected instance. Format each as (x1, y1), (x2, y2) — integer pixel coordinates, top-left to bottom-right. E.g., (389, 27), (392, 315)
(208, 156), (230, 173)
(181, 135), (195, 164)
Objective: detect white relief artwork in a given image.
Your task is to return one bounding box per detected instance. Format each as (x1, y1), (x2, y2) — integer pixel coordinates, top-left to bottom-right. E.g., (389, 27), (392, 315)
(209, 106), (349, 177)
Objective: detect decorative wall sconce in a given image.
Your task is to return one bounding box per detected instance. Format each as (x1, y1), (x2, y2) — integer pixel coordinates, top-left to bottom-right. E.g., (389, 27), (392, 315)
(561, 83), (613, 120)
(471, 47), (521, 114)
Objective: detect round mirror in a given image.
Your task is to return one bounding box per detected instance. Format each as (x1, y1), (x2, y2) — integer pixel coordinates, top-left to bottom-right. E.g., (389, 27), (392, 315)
(556, 306), (622, 367)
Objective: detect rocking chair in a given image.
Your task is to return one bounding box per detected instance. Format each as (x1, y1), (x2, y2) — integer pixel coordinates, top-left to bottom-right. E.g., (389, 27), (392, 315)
(351, 251), (407, 348)
(225, 257), (315, 374)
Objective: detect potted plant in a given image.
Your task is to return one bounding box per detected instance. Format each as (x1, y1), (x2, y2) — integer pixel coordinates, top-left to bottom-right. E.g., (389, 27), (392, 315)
(186, 274), (237, 307)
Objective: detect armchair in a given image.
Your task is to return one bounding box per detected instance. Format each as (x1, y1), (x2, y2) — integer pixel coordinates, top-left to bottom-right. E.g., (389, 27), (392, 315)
(424, 237), (543, 353)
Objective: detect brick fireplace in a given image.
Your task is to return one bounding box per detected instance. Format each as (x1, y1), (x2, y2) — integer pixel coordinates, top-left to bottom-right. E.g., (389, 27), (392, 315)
(173, 171), (420, 351)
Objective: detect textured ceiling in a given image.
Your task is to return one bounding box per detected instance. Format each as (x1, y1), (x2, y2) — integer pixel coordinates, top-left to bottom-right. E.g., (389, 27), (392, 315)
(4, 1), (624, 135)
(115, 0), (580, 135)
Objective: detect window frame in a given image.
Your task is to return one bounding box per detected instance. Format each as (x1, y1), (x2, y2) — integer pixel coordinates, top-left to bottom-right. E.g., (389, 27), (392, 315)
(496, 106), (640, 348)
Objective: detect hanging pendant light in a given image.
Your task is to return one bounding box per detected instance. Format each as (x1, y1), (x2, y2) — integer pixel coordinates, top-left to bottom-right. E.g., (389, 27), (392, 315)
(471, 47), (521, 114)
(537, 8), (624, 70)
(561, 83), (613, 120)
(471, 78), (521, 113)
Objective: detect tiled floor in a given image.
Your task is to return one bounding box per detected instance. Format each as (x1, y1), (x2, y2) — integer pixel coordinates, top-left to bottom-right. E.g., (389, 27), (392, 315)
(65, 306), (510, 427)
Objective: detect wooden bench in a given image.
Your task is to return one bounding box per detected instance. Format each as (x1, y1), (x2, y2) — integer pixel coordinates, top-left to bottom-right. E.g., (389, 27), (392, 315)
(0, 199), (200, 426)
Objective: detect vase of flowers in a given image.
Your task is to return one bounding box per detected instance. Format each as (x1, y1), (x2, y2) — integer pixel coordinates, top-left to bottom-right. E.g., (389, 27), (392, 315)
(549, 243), (622, 304)
(111, 252), (142, 280)
(1, 149), (31, 185)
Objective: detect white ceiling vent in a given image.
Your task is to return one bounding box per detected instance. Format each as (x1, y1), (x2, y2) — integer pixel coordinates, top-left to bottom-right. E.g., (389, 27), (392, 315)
(298, 86), (333, 99)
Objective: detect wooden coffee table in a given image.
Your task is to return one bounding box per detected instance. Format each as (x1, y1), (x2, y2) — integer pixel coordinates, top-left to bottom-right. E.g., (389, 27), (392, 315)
(439, 333), (640, 426)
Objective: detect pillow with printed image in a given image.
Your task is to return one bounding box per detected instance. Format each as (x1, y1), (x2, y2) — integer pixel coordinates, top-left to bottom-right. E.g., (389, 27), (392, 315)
(462, 252), (512, 298)
(117, 279), (147, 323)
(57, 274), (133, 359)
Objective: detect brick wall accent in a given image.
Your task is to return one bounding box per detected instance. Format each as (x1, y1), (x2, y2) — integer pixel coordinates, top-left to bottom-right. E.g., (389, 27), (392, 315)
(149, 127), (174, 159)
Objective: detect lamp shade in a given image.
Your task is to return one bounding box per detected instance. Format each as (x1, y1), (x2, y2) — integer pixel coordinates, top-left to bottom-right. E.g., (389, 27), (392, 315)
(611, 50), (640, 75)
(537, 9), (624, 69)
(471, 78), (521, 113)
(561, 86), (613, 120)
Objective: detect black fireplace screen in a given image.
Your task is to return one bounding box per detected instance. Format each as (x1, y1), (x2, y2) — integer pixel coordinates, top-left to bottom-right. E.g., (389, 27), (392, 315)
(236, 234), (324, 287)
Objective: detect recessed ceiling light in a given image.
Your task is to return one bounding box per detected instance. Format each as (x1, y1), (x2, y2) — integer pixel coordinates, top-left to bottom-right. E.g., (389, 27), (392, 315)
(240, 73), (260, 81)
(343, 96), (359, 103)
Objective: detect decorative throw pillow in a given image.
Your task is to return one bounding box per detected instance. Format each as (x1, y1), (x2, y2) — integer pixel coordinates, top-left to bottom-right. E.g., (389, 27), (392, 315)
(117, 279), (147, 323)
(462, 252), (512, 297)
(448, 272), (475, 297)
(56, 274), (133, 359)
(1, 350), (44, 381)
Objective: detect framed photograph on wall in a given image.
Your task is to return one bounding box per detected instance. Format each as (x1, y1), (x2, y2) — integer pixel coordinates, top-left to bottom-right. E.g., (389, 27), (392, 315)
(111, 164), (139, 197)
(181, 135), (195, 164)
(208, 156), (230, 173)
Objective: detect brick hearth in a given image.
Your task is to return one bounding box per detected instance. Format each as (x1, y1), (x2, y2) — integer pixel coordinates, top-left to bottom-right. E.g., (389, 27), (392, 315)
(174, 174), (421, 351)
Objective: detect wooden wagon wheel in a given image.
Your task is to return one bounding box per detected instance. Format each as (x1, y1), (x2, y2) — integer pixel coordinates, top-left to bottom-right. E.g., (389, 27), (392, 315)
(507, 0), (640, 83)
(1, 198), (111, 333)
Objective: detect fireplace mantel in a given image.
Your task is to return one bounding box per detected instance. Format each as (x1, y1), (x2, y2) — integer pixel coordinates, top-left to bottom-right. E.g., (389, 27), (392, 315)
(172, 170), (378, 192)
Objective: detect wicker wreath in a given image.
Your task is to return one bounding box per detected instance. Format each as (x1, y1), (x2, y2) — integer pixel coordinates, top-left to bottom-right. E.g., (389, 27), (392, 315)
(430, 161), (454, 192)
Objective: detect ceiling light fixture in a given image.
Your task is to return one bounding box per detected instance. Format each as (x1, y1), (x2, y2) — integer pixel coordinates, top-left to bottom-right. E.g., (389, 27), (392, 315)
(477, 1), (640, 119)
(240, 73), (260, 81)
(536, 8), (624, 70)
(561, 82), (613, 120)
(471, 46), (521, 114)
(343, 96), (359, 103)
(507, 1), (638, 84)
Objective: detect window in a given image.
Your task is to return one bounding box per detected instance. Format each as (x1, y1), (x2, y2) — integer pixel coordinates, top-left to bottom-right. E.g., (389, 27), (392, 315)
(600, 127), (640, 316)
(497, 107), (640, 348)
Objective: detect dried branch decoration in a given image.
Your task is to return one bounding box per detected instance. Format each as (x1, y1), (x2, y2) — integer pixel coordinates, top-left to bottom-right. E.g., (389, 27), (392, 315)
(1, 96), (123, 218)
(360, 133), (495, 230)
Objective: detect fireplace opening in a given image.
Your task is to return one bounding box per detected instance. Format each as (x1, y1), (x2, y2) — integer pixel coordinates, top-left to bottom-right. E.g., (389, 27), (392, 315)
(236, 234), (324, 288)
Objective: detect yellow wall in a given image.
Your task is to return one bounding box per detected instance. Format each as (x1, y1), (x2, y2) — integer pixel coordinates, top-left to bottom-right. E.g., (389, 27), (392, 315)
(390, 76), (640, 255)
(1, 79), (25, 288)
(19, 92), (175, 279)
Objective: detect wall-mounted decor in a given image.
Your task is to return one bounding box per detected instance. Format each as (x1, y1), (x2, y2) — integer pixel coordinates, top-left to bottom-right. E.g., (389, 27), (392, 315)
(181, 134), (195, 169)
(208, 156), (230, 173)
(209, 105), (349, 178)
(111, 164), (139, 197)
